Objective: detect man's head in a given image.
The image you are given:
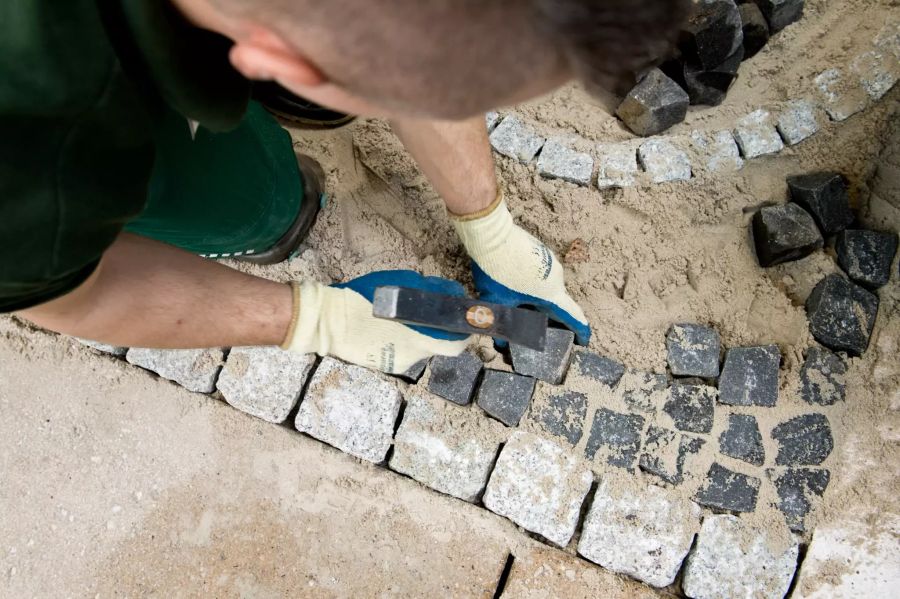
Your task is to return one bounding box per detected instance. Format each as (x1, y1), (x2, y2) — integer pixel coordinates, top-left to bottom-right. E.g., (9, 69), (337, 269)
(176, 0), (690, 119)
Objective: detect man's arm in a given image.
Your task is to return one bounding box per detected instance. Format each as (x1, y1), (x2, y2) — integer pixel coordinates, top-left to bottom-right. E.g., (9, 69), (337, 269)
(16, 233), (293, 348)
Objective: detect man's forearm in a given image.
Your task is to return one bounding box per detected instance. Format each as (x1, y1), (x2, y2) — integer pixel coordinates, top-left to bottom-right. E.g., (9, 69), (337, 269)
(16, 233), (293, 348)
(391, 115), (497, 216)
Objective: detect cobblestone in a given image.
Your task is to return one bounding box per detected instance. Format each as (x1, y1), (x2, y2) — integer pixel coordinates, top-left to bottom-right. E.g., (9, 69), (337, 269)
(691, 130), (744, 172)
(578, 480), (701, 588)
(769, 467), (831, 532)
(76, 338), (127, 357)
(640, 426), (705, 485)
(806, 274), (879, 356)
(536, 139), (594, 186)
(836, 229), (898, 289)
(740, 2), (770, 58)
(528, 389), (587, 446)
(570, 349), (625, 387)
(754, 0), (805, 33)
(585, 408), (645, 470)
(718, 345), (781, 407)
(596, 144), (639, 188)
(619, 370), (668, 413)
(695, 462), (761, 512)
(616, 69), (689, 136)
(777, 99), (820, 146)
(787, 171), (853, 235)
(216, 347), (316, 423)
(800, 346), (847, 406)
(126, 347), (224, 393)
(815, 68), (868, 121)
(489, 115), (545, 163)
(772, 413), (834, 466)
(390, 390), (502, 502)
(483, 431), (592, 546)
(427, 352), (482, 406)
(719, 414), (765, 466)
(850, 50), (899, 101)
(734, 109), (784, 158)
(683, 514), (799, 599)
(638, 138), (692, 183)
(511, 328), (574, 384)
(476, 369), (536, 426)
(752, 203), (824, 267)
(664, 383), (716, 434)
(485, 111), (501, 132)
(294, 357), (402, 463)
(666, 324), (721, 378)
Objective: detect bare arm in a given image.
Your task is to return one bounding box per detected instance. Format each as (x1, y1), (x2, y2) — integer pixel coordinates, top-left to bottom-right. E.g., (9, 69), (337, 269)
(16, 233), (292, 348)
(391, 115), (497, 216)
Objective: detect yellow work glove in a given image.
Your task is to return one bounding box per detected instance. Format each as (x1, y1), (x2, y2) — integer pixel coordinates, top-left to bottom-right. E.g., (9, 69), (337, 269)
(282, 271), (471, 374)
(451, 193), (591, 345)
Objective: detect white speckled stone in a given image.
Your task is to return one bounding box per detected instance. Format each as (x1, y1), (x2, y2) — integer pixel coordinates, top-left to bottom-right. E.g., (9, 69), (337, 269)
(733, 109), (784, 159)
(874, 21), (900, 60)
(691, 130), (744, 172)
(814, 68), (868, 122)
(216, 346), (315, 423)
(126, 348), (224, 393)
(295, 357), (402, 463)
(777, 100), (820, 146)
(390, 390), (502, 502)
(638, 139), (692, 183)
(683, 515), (799, 599)
(485, 111), (501, 132)
(537, 139), (594, 186)
(484, 431), (592, 546)
(850, 50), (899, 101)
(489, 116), (545, 163)
(76, 338), (127, 357)
(578, 480), (701, 588)
(596, 144), (639, 189)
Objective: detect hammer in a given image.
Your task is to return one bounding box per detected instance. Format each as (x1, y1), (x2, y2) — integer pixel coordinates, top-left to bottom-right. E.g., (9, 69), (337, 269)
(372, 286), (548, 351)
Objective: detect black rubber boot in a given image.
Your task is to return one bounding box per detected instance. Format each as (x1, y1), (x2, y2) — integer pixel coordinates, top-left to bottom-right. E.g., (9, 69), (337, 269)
(237, 154), (326, 265)
(253, 82), (356, 129)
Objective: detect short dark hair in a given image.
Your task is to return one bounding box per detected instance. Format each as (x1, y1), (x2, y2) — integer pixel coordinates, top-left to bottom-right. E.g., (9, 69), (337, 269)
(530, 0), (692, 94)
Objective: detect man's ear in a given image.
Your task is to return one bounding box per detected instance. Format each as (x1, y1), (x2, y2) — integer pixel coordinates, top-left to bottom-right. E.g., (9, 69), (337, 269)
(228, 27), (325, 86)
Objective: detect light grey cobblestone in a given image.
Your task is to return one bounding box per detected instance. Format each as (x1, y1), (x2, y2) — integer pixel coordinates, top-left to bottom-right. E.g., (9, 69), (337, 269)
(485, 111), (501, 132)
(691, 130), (743, 172)
(489, 116), (545, 163)
(578, 480), (701, 587)
(850, 50), (899, 101)
(216, 346), (315, 423)
(76, 338), (127, 357)
(874, 21), (900, 60)
(777, 100), (820, 146)
(295, 357), (402, 463)
(390, 390), (502, 502)
(484, 431), (592, 546)
(596, 144), (639, 189)
(638, 139), (692, 183)
(536, 139), (594, 186)
(814, 68), (868, 121)
(683, 514), (799, 599)
(734, 109), (784, 158)
(126, 348), (224, 393)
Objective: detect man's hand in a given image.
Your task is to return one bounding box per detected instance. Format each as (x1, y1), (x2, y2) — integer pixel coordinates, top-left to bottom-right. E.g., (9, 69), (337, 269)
(452, 195), (591, 346)
(283, 270), (471, 374)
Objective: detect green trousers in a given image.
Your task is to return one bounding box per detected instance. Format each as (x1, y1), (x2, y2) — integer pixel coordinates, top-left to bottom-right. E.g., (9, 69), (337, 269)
(126, 102), (304, 258)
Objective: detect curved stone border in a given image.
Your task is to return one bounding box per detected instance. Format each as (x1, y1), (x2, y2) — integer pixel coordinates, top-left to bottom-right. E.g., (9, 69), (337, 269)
(486, 24), (899, 191)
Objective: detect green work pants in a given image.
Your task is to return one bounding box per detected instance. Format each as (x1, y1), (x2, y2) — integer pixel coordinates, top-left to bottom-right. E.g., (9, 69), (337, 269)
(126, 102), (304, 258)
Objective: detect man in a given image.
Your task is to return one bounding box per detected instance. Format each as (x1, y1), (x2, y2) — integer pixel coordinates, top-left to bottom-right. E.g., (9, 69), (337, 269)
(1, 0), (686, 374)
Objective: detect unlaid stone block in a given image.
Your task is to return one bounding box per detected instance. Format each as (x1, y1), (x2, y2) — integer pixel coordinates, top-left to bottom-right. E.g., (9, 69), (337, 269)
(427, 352), (482, 406)
(691, 130), (744, 172)
(398, 358), (428, 383)
(616, 69), (689, 136)
(752, 0), (805, 33)
(772, 413), (834, 466)
(76, 338), (127, 357)
(489, 116), (545, 163)
(752, 203), (824, 267)
(529, 389), (588, 446)
(619, 369), (669, 413)
(126, 347), (224, 393)
(570, 349), (625, 387)
(718, 345), (781, 406)
(836, 229), (898, 289)
(485, 111), (501, 132)
(800, 346), (846, 406)
(719, 414), (765, 466)
(483, 431), (592, 546)
(695, 462), (761, 512)
(683, 514), (799, 599)
(874, 21), (900, 60)
(787, 171), (853, 235)
(596, 144), (639, 188)
(734, 109), (784, 158)
(536, 139), (594, 186)
(777, 99), (820, 146)
(390, 390), (501, 502)
(666, 324), (721, 378)
(216, 346), (315, 423)
(740, 2), (770, 58)
(476, 369), (536, 426)
(683, 0), (745, 70)
(578, 480), (701, 588)
(683, 46), (744, 106)
(639, 426), (705, 485)
(814, 68), (868, 122)
(664, 384), (716, 433)
(511, 328), (575, 384)
(850, 50), (899, 101)
(585, 407), (645, 470)
(638, 138), (692, 183)
(294, 357), (401, 463)
(806, 274), (879, 356)
(768, 467), (830, 532)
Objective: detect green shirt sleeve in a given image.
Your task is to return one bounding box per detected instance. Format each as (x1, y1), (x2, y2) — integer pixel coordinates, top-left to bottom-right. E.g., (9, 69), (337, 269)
(0, 1), (154, 312)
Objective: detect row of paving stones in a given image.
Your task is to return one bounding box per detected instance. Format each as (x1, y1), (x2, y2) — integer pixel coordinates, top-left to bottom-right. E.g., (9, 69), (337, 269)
(486, 23), (898, 189)
(78, 322), (835, 597)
